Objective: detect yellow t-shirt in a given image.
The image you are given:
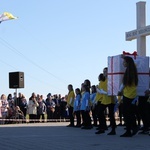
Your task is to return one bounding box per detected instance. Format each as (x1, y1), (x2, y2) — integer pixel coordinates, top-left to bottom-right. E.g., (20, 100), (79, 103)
(67, 90), (75, 107)
(95, 82), (103, 102)
(101, 79), (114, 105)
(123, 85), (137, 99)
(95, 81), (103, 102)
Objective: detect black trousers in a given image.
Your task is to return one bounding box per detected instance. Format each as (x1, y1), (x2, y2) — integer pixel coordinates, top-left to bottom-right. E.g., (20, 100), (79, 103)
(75, 111), (81, 126)
(91, 105), (98, 126)
(138, 96), (150, 130)
(47, 110), (55, 121)
(122, 96), (137, 132)
(81, 110), (91, 127)
(97, 101), (102, 126)
(118, 102), (123, 123)
(54, 106), (61, 119)
(29, 114), (37, 123)
(68, 106), (74, 125)
(99, 103), (116, 130)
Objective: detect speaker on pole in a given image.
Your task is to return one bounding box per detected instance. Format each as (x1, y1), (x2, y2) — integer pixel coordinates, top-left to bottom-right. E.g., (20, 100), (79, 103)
(9, 72), (24, 88)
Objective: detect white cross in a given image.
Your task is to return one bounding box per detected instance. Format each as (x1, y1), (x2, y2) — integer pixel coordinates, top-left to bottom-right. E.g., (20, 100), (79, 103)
(125, 1), (150, 56)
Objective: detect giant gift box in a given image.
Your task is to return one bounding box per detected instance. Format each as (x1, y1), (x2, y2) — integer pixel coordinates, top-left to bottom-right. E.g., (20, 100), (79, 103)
(108, 52), (149, 96)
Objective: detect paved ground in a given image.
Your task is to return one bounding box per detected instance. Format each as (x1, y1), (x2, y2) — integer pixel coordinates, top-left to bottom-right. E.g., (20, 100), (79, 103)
(0, 121), (149, 150)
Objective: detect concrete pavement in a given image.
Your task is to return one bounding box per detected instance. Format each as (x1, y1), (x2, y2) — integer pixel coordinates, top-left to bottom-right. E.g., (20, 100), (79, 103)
(0, 122), (149, 150)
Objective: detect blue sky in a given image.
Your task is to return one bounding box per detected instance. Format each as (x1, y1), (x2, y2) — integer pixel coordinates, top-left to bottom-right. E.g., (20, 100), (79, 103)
(0, 0), (150, 99)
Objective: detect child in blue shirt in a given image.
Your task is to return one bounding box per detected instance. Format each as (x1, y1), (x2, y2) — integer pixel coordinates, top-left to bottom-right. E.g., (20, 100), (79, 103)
(80, 84), (92, 129)
(73, 88), (81, 127)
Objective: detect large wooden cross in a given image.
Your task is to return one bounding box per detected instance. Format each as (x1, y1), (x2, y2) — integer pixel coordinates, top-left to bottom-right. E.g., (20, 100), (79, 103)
(125, 1), (150, 56)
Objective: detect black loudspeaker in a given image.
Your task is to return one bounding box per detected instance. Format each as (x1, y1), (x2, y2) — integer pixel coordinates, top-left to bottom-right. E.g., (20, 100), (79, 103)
(9, 72), (24, 88)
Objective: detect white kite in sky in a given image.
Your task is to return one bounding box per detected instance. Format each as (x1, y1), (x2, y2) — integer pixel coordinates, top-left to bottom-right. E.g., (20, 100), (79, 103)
(0, 12), (18, 23)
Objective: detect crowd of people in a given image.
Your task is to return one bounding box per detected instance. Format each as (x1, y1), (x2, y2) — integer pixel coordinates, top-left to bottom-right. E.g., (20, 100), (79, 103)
(0, 56), (150, 138)
(0, 92), (69, 124)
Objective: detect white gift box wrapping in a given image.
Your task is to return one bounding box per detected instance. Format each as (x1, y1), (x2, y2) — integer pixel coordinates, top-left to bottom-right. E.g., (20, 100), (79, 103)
(107, 55), (149, 96)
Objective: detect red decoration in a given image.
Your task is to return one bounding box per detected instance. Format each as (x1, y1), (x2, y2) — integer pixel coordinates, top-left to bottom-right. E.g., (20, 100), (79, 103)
(123, 51), (137, 59)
